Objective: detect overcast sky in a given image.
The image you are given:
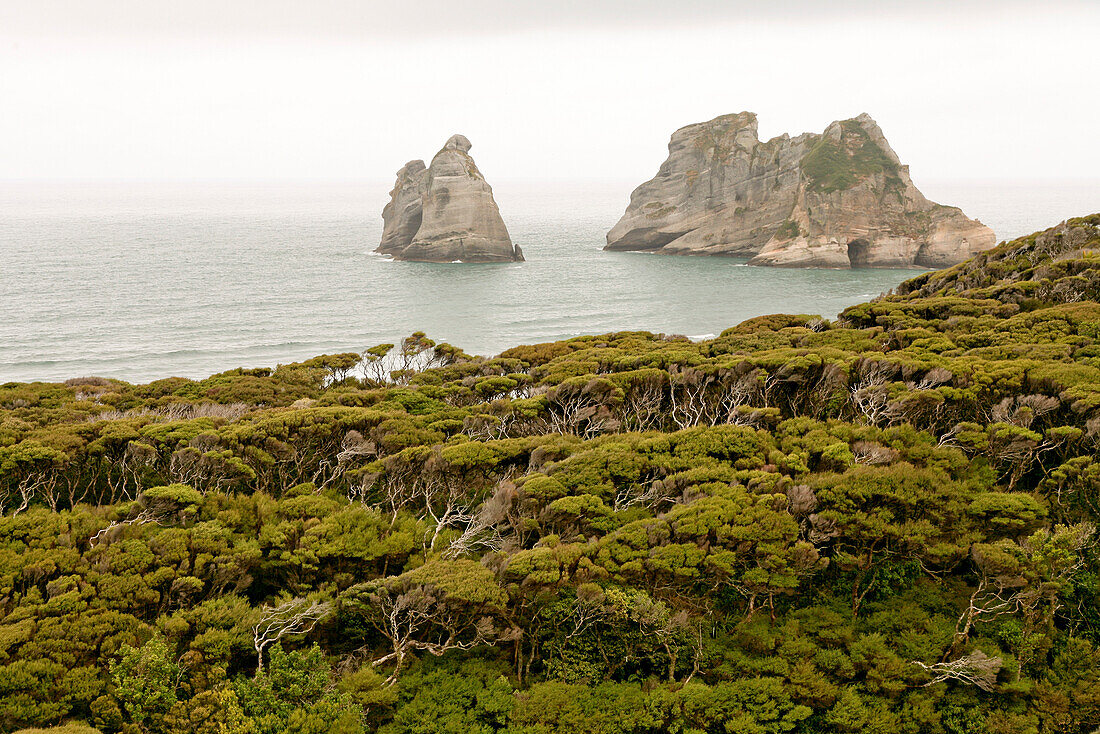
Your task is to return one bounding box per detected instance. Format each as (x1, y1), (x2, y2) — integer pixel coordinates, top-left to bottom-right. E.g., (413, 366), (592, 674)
(1, 1), (1097, 183)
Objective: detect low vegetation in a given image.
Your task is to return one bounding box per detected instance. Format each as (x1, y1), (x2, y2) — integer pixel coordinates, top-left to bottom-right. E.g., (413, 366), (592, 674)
(1, 216), (1099, 733)
(801, 119), (902, 194)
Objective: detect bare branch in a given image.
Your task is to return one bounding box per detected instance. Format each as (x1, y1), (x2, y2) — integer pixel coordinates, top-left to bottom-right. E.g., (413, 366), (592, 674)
(252, 597), (332, 673)
(913, 650), (1002, 691)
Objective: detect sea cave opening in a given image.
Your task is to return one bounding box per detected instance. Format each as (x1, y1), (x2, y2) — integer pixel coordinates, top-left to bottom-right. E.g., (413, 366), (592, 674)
(846, 238), (872, 268)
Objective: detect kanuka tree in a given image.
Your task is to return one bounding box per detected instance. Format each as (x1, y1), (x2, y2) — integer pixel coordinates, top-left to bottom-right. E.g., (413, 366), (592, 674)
(341, 559), (518, 685)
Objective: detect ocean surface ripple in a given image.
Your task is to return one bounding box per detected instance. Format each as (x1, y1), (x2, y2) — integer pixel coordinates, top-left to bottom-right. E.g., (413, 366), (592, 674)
(1, 179), (1095, 383)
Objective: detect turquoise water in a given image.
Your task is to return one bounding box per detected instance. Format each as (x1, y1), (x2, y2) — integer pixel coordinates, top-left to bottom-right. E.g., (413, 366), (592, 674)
(0, 179), (1096, 383)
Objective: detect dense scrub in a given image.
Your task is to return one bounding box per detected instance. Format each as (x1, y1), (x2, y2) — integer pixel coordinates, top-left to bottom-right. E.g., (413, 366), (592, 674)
(1, 215), (1099, 733)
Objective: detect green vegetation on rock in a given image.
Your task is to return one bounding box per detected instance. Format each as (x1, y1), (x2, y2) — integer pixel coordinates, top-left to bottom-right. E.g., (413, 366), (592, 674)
(0, 217), (1099, 733)
(776, 219), (802, 240)
(801, 120), (901, 194)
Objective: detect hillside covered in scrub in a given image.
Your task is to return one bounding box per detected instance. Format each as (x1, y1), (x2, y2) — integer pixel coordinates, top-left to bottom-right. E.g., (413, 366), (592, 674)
(2, 215), (1100, 734)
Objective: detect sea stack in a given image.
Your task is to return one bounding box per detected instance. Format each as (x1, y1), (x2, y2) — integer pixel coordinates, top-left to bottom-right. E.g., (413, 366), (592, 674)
(377, 135), (523, 263)
(377, 160), (428, 256)
(605, 112), (995, 268)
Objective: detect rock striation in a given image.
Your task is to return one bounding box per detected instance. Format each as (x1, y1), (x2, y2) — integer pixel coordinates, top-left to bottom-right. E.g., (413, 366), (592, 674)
(376, 135), (522, 263)
(605, 112), (995, 268)
(377, 160), (427, 256)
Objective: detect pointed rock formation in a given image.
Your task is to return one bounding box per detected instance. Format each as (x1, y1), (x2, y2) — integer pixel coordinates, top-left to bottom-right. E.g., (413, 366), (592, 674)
(376, 135), (522, 263)
(605, 112), (994, 268)
(378, 160), (427, 256)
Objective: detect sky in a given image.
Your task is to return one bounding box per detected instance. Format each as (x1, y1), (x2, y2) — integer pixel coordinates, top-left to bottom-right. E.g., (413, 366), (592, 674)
(1, 1), (1098, 184)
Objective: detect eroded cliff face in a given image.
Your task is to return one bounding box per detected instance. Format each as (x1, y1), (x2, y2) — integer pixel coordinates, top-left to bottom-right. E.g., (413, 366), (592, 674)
(376, 135), (522, 263)
(378, 160), (427, 256)
(605, 113), (995, 268)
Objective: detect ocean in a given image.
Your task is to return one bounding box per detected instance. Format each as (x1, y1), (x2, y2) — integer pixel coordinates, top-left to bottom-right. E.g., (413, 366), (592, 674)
(0, 179), (1096, 384)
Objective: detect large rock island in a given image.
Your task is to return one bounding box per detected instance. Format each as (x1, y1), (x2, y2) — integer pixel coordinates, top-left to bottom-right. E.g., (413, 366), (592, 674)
(605, 112), (995, 268)
(377, 135), (523, 263)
